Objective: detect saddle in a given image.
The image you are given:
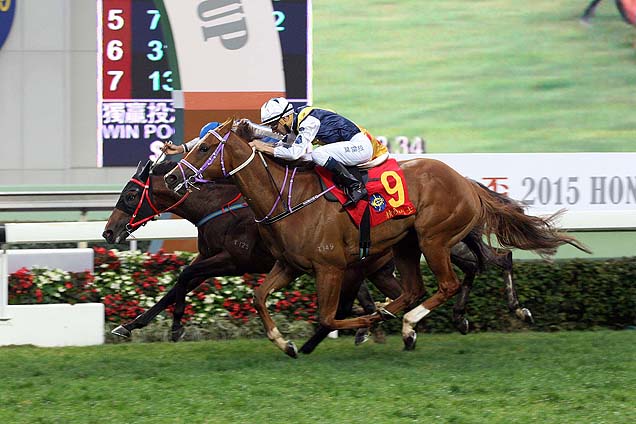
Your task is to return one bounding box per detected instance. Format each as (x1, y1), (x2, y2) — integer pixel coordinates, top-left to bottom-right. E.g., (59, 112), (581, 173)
(315, 158), (416, 259)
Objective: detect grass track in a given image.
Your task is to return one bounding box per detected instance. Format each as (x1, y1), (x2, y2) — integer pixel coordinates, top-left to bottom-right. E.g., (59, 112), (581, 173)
(1, 331), (635, 423)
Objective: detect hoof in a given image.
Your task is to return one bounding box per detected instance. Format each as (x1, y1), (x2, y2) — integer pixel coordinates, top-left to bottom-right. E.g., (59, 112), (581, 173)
(403, 331), (417, 351)
(455, 318), (469, 335)
(521, 308), (534, 324)
(372, 327), (386, 344)
(111, 325), (132, 338)
(285, 341), (298, 358)
(354, 328), (370, 346)
(171, 326), (185, 342)
(515, 308), (534, 324)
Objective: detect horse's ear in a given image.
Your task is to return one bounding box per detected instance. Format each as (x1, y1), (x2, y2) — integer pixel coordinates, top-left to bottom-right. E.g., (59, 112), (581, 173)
(221, 117), (234, 130)
(134, 161), (144, 177)
(139, 160), (152, 180)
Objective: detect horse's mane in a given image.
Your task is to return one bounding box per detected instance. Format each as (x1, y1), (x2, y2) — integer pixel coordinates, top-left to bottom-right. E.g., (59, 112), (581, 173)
(234, 120), (258, 141)
(232, 120), (317, 172)
(151, 161), (177, 176)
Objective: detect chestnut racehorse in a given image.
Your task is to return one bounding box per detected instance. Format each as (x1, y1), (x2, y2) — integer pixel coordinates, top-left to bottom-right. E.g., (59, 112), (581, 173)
(164, 119), (588, 356)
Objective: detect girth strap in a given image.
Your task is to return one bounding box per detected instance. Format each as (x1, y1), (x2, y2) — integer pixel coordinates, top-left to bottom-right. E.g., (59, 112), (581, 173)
(359, 205), (371, 259)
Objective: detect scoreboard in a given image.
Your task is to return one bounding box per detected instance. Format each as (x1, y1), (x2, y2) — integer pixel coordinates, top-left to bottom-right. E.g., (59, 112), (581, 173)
(97, 0), (311, 167)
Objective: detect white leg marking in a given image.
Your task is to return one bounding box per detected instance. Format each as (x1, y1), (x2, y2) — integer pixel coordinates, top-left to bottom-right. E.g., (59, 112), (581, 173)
(402, 305), (431, 337)
(268, 327), (288, 351)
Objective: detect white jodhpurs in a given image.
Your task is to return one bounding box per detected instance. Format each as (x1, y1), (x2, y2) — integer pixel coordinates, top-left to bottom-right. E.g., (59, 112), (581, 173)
(311, 132), (373, 167)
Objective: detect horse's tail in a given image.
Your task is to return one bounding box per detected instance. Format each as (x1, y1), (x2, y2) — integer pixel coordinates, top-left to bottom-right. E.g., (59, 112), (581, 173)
(471, 181), (592, 258)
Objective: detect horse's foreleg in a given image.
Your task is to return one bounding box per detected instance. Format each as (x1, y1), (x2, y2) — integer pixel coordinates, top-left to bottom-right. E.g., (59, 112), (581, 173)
(352, 282), (375, 345)
(581, 0), (603, 22)
(300, 270), (366, 354)
(169, 252), (241, 341)
(366, 258), (403, 300)
(253, 260), (301, 358)
(313, 267), (387, 331)
(356, 281), (376, 314)
(111, 254), (206, 338)
(111, 285), (180, 338)
(300, 293), (358, 354)
(403, 244), (460, 350)
(169, 273), (206, 342)
(363, 259), (403, 344)
(377, 232), (425, 318)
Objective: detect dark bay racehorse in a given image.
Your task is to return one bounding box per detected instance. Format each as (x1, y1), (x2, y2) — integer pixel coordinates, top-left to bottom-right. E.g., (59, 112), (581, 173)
(163, 119), (588, 356)
(103, 160), (402, 349)
(103, 160), (531, 350)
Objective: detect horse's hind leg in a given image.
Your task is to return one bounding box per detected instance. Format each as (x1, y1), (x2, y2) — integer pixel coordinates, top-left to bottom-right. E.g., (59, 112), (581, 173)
(451, 266), (476, 335)
(492, 250), (533, 324)
(403, 242), (461, 350)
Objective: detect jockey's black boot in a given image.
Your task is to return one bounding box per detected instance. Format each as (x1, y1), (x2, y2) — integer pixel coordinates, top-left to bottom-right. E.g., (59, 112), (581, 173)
(324, 157), (368, 207)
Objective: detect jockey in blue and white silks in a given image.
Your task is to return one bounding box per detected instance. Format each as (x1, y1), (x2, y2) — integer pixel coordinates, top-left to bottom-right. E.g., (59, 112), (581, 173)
(254, 97), (388, 207)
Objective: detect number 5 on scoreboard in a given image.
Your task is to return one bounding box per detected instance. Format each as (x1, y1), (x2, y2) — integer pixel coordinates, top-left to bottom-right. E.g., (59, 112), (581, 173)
(380, 171), (405, 208)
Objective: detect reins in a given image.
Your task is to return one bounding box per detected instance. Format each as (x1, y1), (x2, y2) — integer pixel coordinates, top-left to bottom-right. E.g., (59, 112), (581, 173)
(195, 193), (249, 227)
(176, 125), (336, 224)
(173, 129), (256, 193)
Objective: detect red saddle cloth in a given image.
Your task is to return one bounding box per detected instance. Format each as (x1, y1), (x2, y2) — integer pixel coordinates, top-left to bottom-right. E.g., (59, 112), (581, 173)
(315, 158), (416, 227)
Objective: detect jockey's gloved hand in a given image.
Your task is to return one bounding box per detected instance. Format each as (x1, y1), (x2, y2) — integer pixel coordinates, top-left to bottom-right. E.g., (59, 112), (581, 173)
(162, 141), (185, 155)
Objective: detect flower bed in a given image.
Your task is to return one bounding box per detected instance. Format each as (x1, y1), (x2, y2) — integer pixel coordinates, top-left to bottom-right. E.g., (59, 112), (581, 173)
(9, 247), (318, 327)
(9, 248), (636, 335)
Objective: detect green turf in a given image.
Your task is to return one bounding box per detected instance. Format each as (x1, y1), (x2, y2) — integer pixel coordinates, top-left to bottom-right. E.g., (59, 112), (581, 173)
(313, 0), (636, 152)
(1, 331), (634, 423)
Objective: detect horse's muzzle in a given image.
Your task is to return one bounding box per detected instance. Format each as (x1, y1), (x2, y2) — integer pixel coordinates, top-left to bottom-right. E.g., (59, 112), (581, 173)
(102, 229), (115, 244)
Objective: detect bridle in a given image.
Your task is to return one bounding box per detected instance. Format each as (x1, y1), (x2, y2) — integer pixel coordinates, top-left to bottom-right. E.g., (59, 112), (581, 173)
(174, 127), (334, 225)
(173, 129), (256, 193)
(121, 174), (190, 234)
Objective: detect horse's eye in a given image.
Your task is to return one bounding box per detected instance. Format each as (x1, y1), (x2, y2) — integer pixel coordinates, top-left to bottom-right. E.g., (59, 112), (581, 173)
(125, 192), (137, 202)
(199, 144), (210, 153)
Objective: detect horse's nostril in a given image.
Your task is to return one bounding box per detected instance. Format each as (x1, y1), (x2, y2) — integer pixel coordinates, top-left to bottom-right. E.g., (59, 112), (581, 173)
(102, 230), (113, 242)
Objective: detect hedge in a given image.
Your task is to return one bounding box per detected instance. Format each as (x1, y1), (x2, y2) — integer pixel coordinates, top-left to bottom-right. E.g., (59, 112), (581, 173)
(8, 248), (636, 336)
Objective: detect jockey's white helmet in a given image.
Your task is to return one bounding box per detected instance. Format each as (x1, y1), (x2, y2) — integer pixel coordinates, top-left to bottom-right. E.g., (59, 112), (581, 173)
(261, 97), (294, 125)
